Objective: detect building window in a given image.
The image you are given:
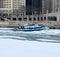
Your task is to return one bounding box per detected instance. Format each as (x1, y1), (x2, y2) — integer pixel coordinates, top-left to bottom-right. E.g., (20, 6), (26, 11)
(13, 18), (16, 21)
(33, 17), (36, 21)
(41, 17), (43, 21)
(44, 17), (46, 21)
(7, 18), (11, 20)
(48, 16), (57, 21)
(1, 18), (5, 21)
(23, 18), (27, 21)
(37, 17), (40, 21)
(18, 18), (22, 21)
(29, 18), (32, 21)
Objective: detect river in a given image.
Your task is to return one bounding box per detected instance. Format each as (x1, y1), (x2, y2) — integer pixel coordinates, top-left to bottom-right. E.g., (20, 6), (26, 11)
(0, 28), (60, 57)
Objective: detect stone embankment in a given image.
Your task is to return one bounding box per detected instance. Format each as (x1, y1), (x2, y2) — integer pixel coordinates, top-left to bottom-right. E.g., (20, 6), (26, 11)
(0, 21), (60, 29)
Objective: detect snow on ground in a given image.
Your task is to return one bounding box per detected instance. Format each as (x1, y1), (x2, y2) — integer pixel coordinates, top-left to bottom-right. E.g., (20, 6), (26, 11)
(0, 39), (60, 57)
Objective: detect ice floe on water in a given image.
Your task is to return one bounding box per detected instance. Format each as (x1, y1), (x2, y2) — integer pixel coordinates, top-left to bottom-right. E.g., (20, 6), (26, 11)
(0, 28), (60, 43)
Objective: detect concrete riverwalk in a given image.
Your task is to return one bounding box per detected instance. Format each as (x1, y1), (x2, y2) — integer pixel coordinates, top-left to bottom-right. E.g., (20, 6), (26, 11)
(0, 21), (60, 29)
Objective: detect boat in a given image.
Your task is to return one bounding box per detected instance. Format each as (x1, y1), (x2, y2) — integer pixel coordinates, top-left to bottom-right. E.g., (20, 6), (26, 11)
(13, 24), (49, 31)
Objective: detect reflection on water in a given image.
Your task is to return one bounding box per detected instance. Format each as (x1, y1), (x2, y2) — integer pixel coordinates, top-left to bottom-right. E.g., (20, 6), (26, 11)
(0, 28), (60, 43)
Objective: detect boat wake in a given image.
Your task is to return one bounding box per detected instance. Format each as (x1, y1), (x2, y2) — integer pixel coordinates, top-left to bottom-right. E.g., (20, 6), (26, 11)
(0, 28), (60, 43)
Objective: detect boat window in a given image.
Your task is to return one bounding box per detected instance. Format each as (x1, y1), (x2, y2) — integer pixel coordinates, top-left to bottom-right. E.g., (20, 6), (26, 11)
(53, 27), (55, 29)
(21, 26), (24, 28)
(59, 27), (60, 29)
(18, 18), (22, 21)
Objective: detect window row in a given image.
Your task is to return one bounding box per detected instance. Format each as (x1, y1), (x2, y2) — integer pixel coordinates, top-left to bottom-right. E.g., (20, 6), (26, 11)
(12, 16), (57, 21)
(0, 16), (57, 21)
(12, 17), (42, 21)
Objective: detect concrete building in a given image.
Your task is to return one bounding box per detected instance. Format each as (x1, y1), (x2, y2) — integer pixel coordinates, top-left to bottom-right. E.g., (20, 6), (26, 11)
(42, 0), (53, 14)
(0, 0), (12, 15)
(13, 0), (26, 16)
(42, 0), (60, 13)
(26, 0), (42, 15)
(0, 0), (25, 17)
(52, 0), (60, 12)
(0, 0), (42, 16)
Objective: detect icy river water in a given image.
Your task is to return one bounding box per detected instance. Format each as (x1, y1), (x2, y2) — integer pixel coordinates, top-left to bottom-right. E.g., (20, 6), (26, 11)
(0, 28), (60, 43)
(0, 28), (60, 57)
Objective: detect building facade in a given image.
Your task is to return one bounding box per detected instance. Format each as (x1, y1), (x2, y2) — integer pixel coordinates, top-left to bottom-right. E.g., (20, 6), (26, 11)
(42, 0), (53, 14)
(13, 0), (26, 16)
(0, 0), (42, 16)
(26, 0), (42, 15)
(42, 0), (60, 13)
(52, 0), (60, 12)
(41, 0), (60, 26)
(0, 0), (12, 15)
(0, 0), (25, 16)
